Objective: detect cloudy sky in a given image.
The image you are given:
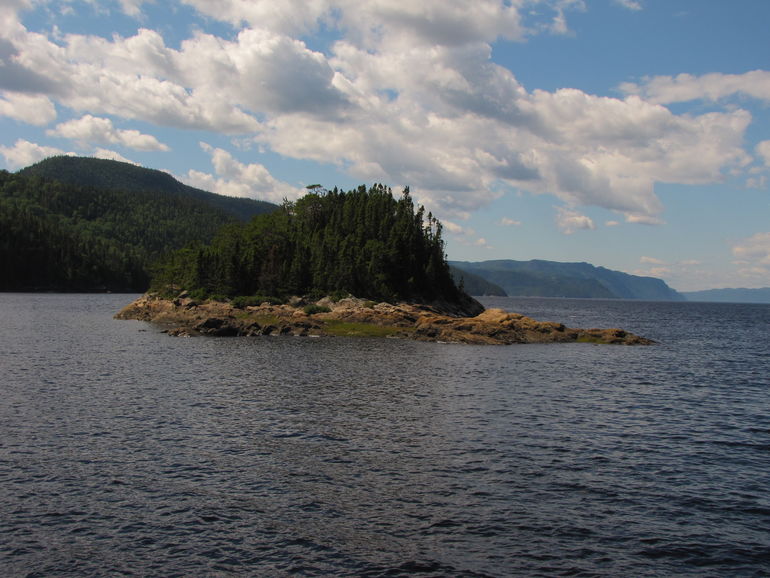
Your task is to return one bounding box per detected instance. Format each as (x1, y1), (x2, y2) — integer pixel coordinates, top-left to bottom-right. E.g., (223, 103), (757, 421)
(2, 0), (769, 291)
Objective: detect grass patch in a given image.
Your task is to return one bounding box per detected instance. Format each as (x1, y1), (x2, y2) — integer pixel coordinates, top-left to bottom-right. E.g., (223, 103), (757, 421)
(576, 334), (605, 344)
(324, 320), (403, 338)
(250, 314), (281, 326)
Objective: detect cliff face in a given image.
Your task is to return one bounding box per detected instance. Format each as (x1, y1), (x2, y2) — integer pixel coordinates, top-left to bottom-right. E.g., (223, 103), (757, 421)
(116, 294), (654, 345)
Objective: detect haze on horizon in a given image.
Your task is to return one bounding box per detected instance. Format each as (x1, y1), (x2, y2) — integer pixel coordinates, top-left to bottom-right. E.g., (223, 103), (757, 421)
(1, 0), (769, 291)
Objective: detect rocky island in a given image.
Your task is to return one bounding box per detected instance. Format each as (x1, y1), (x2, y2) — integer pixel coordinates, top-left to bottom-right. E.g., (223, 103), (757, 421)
(116, 293), (653, 345)
(120, 183), (653, 345)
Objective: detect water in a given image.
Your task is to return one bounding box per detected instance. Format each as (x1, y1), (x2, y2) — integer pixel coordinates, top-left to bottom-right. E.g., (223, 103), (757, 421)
(1, 293), (769, 577)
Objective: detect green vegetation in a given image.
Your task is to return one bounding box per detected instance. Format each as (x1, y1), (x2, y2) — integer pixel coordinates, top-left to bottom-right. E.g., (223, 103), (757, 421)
(1, 157), (278, 292)
(303, 304), (332, 315)
(152, 184), (471, 309)
(323, 320), (403, 338)
(231, 294), (286, 308)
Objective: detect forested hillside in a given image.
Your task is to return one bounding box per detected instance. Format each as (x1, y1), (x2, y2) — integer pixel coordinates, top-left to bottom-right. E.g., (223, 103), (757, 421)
(20, 156), (276, 221)
(152, 184), (480, 314)
(0, 160), (278, 291)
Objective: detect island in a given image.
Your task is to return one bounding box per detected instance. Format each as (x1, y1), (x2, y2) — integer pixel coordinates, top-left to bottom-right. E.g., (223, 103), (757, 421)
(116, 293), (654, 345)
(116, 184), (653, 345)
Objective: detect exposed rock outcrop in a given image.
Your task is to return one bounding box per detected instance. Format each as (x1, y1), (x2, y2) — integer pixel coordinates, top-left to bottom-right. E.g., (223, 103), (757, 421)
(115, 293), (654, 345)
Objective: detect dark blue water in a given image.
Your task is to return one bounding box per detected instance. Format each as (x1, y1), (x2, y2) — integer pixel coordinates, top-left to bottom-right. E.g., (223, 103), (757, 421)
(1, 294), (769, 577)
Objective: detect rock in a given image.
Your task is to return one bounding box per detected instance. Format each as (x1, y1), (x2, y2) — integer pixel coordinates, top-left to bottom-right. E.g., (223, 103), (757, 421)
(115, 293), (654, 345)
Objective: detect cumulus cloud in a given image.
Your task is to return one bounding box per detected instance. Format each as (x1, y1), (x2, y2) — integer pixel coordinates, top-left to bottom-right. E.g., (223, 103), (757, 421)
(0, 138), (70, 169)
(0, 38), (58, 93)
(640, 256), (665, 265)
(178, 0), (537, 45)
(176, 27), (350, 117)
(621, 70), (770, 105)
(555, 206), (595, 234)
(1, 0), (764, 229)
(47, 115), (169, 151)
(500, 217), (521, 226)
(181, 142), (303, 203)
(0, 91), (56, 125)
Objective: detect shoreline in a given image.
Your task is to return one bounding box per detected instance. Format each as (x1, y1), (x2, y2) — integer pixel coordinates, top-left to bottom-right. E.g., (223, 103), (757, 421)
(115, 293), (655, 345)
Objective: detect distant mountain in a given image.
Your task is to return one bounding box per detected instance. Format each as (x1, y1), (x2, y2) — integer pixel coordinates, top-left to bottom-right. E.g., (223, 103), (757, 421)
(19, 156), (277, 222)
(449, 266), (507, 296)
(450, 259), (684, 301)
(1, 157), (279, 292)
(682, 288), (770, 304)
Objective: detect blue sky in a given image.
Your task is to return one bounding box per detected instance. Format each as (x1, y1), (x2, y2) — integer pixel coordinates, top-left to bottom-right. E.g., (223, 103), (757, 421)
(1, 0), (769, 291)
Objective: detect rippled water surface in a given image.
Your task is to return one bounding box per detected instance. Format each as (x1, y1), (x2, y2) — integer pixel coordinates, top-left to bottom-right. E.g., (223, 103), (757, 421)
(2, 293), (770, 576)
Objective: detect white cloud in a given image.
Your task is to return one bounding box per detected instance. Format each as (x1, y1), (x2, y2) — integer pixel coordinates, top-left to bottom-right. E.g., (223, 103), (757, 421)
(11, 26), (262, 133)
(91, 148), (138, 164)
(1, 1), (763, 230)
(499, 217), (521, 226)
(640, 256), (665, 265)
(732, 232), (770, 267)
(756, 141), (770, 167)
(621, 70), (770, 105)
(441, 219), (490, 248)
(179, 0), (330, 36)
(47, 115), (169, 151)
(0, 91), (56, 125)
(179, 0), (535, 45)
(614, 0), (642, 10)
(0, 138), (70, 169)
(175, 27), (350, 117)
(555, 206), (595, 234)
(117, 0), (152, 16)
(181, 142), (303, 203)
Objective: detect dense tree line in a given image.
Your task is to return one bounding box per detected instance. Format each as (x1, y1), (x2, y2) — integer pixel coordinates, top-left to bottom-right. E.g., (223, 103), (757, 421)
(152, 184), (468, 305)
(0, 168), (273, 291)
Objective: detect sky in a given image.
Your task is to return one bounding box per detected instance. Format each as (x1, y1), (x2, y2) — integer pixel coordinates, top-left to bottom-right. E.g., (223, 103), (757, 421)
(1, 1), (769, 291)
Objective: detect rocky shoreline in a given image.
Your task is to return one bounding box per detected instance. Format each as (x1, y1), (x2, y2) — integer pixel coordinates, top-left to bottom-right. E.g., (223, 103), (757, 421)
(115, 293), (655, 345)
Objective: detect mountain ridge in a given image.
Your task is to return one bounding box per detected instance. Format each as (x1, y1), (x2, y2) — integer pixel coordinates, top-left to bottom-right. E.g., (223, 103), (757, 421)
(682, 287), (770, 304)
(450, 259), (683, 301)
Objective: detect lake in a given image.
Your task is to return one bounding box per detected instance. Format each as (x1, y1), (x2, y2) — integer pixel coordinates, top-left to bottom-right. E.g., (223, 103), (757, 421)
(1, 293), (769, 576)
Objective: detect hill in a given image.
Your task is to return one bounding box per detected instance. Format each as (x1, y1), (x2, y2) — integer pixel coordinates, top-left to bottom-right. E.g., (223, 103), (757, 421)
(450, 259), (683, 301)
(1, 157), (278, 292)
(19, 156), (276, 222)
(682, 288), (770, 304)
